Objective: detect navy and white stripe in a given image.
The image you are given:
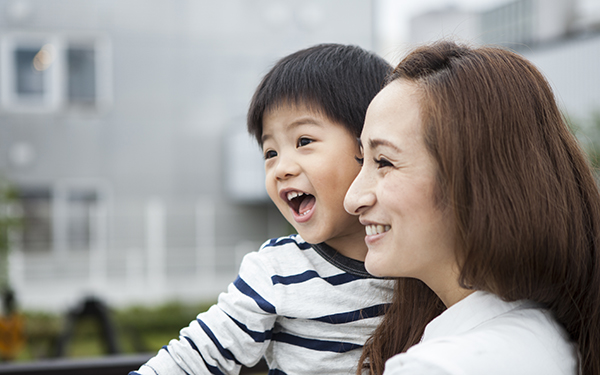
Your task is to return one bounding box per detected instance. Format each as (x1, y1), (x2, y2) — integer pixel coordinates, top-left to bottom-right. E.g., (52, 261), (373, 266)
(130, 234), (394, 375)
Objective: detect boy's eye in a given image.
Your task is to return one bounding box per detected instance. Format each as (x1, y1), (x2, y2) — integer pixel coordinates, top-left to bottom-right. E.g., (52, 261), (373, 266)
(264, 150), (277, 160)
(297, 137), (314, 147)
(354, 156), (364, 166)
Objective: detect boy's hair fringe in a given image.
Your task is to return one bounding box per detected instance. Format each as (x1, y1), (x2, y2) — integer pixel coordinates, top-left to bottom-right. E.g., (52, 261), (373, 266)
(247, 43), (392, 145)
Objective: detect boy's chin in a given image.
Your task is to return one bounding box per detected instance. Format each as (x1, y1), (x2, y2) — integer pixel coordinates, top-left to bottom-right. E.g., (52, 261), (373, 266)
(293, 228), (323, 245)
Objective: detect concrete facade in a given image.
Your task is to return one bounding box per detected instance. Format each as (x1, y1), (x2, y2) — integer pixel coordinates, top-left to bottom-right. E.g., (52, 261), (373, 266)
(0, 0), (376, 311)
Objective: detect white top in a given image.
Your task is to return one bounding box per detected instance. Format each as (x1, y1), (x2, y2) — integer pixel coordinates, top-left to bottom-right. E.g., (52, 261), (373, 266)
(384, 291), (577, 375)
(131, 234), (394, 375)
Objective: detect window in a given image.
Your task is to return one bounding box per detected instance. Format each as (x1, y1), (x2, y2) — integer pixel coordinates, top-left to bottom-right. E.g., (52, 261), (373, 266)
(17, 185), (103, 253)
(17, 188), (52, 252)
(67, 46), (96, 106)
(0, 40), (58, 110)
(65, 189), (97, 251)
(15, 48), (45, 98)
(0, 33), (111, 112)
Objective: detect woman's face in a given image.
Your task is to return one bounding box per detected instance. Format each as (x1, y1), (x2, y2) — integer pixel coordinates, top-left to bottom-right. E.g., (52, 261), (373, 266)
(344, 80), (458, 291)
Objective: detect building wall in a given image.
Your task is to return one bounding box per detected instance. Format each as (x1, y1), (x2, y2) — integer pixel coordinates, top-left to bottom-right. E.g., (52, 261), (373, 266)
(408, 0), (582, 48)
(409, 7), (479, 45)
(406, 0), (600, 129)
(0, 0), (375, 311)
(522, 33), (600, 124)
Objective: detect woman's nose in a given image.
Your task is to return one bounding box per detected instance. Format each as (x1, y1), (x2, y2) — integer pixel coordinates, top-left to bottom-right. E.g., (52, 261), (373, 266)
(344, 169), (376, 215)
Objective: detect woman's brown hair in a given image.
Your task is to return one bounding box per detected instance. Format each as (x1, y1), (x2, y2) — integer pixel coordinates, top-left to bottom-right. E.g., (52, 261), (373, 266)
(359, 41), (600, 375)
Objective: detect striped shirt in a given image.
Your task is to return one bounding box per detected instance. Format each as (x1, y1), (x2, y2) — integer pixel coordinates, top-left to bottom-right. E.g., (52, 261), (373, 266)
(130, 234), (394, 375)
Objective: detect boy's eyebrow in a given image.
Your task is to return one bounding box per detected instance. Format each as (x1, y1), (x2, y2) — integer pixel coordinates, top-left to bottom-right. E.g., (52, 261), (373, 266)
(261, 117), (324, 144)
(287, 117), (324, 129)
(368, 138), (402, 153)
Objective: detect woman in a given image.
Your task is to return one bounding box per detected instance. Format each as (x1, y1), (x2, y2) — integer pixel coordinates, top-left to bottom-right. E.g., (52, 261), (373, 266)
(344, 40), (600, 375)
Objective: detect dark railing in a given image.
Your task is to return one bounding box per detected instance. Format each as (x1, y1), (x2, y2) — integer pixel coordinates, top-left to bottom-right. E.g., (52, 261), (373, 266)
(0, 355), (268, 375)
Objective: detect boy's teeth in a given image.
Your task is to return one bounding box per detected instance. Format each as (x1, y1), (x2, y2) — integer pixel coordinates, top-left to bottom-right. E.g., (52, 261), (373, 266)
(287, 191), (305, 201)
(365, 225), (391, 236)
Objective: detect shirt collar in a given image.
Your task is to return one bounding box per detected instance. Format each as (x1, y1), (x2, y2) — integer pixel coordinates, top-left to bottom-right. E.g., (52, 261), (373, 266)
(422, 290), (535, 342)
(310, 241), (376, 278)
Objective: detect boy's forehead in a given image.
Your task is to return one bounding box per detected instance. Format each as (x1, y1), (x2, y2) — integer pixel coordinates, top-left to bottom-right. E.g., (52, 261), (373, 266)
(261, 104), (326, 144)
(262, 103), (350, 137)
(260, 99), (358, 146)
(264, 100), (325, 119)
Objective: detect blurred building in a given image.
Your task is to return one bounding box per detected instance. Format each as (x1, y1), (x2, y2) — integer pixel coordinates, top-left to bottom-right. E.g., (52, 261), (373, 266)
(0, 0), (376, 311)
(409, 6), (479, 45)
(409, 0), (599, 47)
(408, 0), (600, 126)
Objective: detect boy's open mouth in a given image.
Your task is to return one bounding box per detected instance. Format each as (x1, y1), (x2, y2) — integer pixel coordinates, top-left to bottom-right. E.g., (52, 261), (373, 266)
(286, 191), (316, 216)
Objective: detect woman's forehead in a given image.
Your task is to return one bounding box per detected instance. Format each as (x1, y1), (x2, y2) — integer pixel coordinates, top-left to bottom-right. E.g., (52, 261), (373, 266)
(362, 81), (423, 146)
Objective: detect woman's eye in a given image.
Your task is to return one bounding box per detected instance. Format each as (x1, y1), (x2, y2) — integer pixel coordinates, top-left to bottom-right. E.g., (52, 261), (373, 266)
(375, 157), (393, 168)
(297, 137), (314, 147)
(264, 150), (277, 160)
(354, 156), (364, 166)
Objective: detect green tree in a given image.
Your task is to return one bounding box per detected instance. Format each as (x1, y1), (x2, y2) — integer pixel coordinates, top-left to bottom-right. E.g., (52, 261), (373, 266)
(0, 178), (24, 361)
(565, 110), (600, 170)
(0, 178), (20, 309)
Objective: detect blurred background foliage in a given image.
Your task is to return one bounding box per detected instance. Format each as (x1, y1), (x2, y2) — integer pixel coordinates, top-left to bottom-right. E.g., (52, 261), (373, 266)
(567, 110), (600, 170)
(16, 300), (215, 361)
(0, 179), (20, 297)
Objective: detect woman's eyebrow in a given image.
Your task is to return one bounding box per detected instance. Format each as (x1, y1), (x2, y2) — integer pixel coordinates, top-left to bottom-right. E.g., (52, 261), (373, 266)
(368, 138), (402, 153)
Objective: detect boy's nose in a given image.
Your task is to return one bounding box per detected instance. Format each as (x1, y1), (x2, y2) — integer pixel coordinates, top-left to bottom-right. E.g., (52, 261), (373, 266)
(344, 170), (375, 215)
(274, 154), (301, 180)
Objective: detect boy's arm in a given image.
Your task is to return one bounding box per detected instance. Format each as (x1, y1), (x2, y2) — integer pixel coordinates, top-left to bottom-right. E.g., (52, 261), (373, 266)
(129, 250), (279, 375)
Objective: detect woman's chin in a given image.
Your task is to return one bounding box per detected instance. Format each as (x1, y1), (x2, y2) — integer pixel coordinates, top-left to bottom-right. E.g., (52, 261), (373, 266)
(364, 259), (389, 278)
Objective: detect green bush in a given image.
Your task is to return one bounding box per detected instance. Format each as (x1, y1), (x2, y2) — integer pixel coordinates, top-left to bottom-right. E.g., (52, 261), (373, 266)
(13, 299), (216, 361)
(16, 311), (62, 360)
(115, 300), (215, 354)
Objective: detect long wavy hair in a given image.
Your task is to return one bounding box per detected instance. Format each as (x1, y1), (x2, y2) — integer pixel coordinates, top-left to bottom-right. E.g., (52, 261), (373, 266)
(358, 41), (600, 375)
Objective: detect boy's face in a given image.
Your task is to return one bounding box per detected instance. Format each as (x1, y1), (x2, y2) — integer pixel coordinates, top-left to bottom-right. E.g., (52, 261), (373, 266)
(261, 104), (366, 257)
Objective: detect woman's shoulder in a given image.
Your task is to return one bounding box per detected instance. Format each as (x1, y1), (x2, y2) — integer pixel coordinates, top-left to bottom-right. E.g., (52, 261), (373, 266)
(384, 292), (577, 375)
(387, 327), (576, 375)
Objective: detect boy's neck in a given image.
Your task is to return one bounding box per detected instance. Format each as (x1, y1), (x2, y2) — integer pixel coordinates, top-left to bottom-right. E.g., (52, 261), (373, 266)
(324, 233), (368, 262)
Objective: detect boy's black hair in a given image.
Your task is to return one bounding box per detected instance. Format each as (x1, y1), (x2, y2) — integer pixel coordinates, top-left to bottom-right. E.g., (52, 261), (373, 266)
(247, 43), (392, 145)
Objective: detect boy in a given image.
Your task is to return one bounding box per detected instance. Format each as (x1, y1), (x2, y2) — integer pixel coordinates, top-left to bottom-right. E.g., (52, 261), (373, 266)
(131, 44), (393, 375)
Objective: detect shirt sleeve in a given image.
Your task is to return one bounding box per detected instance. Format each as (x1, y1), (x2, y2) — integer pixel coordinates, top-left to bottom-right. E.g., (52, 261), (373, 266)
(129, 250), (279, 375)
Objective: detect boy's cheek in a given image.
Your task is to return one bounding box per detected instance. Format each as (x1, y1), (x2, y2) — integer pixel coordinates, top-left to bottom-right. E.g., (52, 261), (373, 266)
(264, 175), (278, 201)
(265, 186), (291, 219)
